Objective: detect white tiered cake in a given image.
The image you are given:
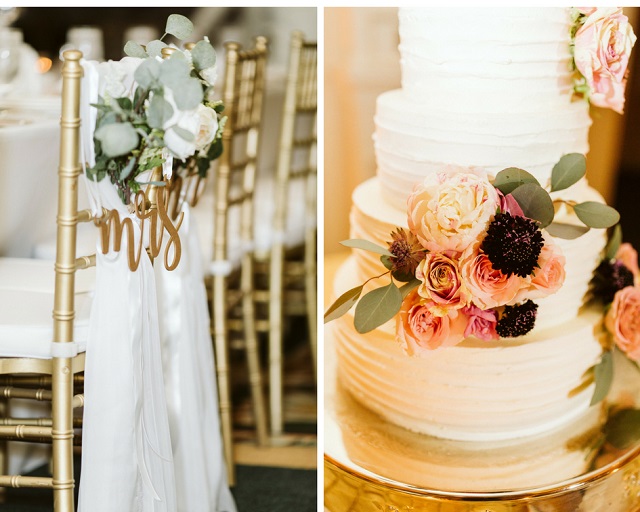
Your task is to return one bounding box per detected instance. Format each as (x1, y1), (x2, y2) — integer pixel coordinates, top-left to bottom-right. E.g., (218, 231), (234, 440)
(331, 7), (627, 443)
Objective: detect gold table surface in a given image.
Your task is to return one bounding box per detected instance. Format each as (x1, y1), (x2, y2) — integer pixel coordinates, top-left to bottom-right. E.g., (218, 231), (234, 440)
(323, 253), (640, 511)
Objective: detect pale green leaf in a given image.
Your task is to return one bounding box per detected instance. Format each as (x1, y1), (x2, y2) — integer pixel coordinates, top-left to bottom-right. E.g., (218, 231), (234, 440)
(191, 40), (217, 70)
(173, 77), (203, 110)
(124, 40), (148, 58)
(160, 56), (191, 90)
(134, 58), (161, 89)
(146, 40), (168, 59)
(94, 122), (139, 158)
(493, 167), (540, 195)
(354, 282), (402, 334)
(605, 408), (640, 449)
(546, 222), (590, 240)
(147, 94), (174, 129)
(591, 350), (613, 405)
(341, 239), (393, 257)
(324, 285), (363, 323)
(119, 157), (136, 181)
(574, 201), (620, 229)
(511, 183), (555, 228)
(605, 224), (623, 261)
(399, 279), (421, 299)
(166, 14), (193, 40)
(171, 125), (195, 142)
(551, 153), (586, 192)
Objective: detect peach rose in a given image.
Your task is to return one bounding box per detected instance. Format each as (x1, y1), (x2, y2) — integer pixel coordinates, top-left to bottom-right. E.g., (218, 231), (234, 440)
(407, 168), (499, 254)
(459, 242), (525, 310)
(529, 236), (566, 298)
(396, 290), (467, 355)
(616, 242), (639, 282)
(574, 7), (637, 113)
(605, 286), (640, 361)
(416, 253), (470, 316)
(462, 305), (499, 341)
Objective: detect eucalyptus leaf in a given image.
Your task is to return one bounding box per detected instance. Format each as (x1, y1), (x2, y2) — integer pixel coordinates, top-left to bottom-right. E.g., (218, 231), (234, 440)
(147, 95), (174, 129)
(160, 56), (191, 90)
(324, 285), (364, 323)
(170, 125), (195, 142)
(146, 40), (168, 59)
(590, 350), (613, 406)
(124, 40), (148, 58)
(574, 202), (620, 229)
(493, 167), (540, 195)
(166, 14), (194, 40)
(173, 77), (203, 110)
(380, 255), (393, 271)
(94, 122), (139, 158)
(392, 269), (416, 283)
(119, 157), (136, 181)
(191, 40), (217, 70)
(511, 183), (555, 228)
(354, 282), (403, 334)
(546, 222), (590, 240)
(399, 279), (421, 299)
(206, 137), (223, 161)
(341, 239), (393, 257)
(551, 153), (586, 192)
(605, 408), (640, 449)
(605, 224), (623, 261)
(134, 58), (161, 89)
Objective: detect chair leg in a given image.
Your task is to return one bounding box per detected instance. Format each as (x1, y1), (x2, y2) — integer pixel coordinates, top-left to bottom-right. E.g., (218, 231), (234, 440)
(241, 253), (268, 446)
(212, 274), (236, 486)
(268, 241), (285, 439)
(51, 357), (75, 512)
(0, 397), (8, 503)
(305, 228), (317, 382)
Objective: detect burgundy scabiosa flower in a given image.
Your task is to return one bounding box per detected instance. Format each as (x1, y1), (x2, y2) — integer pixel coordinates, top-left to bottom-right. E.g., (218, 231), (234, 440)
(496, 300), (538, 338)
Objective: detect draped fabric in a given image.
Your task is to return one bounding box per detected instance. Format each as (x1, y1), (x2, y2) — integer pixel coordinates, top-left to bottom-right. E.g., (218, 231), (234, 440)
(155, 205), (237, 512)
(77, 60), (177, 512)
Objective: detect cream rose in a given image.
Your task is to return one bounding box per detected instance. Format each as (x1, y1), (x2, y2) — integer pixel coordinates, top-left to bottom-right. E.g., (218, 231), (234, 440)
(605, 286), (640, 361)
(396, 290), (467, 355)
(162, 88), (200, 160)
(195, 103), (219, 151)
(574, 7), (637, 113)
(407, 169), (499, 254)
(96, 56), (142, 101)
(416, 253), (470, 316)
(459, 242), (525, 310)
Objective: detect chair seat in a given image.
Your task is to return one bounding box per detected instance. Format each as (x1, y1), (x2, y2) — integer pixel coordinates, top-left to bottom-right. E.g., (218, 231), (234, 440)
(0, 258), (95, 359)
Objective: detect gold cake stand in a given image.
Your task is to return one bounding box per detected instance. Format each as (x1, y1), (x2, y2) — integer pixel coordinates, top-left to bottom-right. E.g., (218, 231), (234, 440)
(324, 330), (640, 512)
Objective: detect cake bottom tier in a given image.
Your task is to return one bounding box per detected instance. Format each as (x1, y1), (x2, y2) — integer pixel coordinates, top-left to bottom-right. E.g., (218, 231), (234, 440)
(333, 256), (604, 442)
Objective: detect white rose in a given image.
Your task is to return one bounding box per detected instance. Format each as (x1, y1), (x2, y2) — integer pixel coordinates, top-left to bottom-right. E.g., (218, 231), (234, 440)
(161, 88), (200, 160)
(195, 103), (218, 151)
(96, 56), (142, 100)
(201, 64), (218, 86)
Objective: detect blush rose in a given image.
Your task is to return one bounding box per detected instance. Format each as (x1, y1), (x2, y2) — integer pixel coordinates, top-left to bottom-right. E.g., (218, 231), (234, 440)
(416, 253), (470, 316)
(462, 305), (499, 341)
(605, 286), (640, 361)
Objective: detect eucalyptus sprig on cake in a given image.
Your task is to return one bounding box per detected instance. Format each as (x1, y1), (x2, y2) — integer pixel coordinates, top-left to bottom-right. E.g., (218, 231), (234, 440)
(86, 14), (225, 204)
(325, 154), (620, 356)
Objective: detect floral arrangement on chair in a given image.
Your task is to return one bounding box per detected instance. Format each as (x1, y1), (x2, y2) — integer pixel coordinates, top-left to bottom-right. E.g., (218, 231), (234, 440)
(324, 154), (620, 353)
(85, 14), (225, 204)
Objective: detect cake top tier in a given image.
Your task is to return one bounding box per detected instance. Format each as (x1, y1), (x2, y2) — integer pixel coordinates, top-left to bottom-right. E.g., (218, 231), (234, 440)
(398, 7), (576, 112)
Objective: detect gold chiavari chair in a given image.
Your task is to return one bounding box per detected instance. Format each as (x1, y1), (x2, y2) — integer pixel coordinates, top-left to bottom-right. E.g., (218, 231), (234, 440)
(0, 49), (89, 512)
(202, 36), (270, 485)
(260, 31), (317, 440)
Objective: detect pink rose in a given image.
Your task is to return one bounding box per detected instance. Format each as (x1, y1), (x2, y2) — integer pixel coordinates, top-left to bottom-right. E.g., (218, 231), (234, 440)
(416, 253), (470, 316)
(616, 242), (639, 281)
(407, 168), (499, 254)
(510, 235), (566, 302)
(459, 242), (525, 309)
(605, 286), (640, 361)
(462, 305), (499, 341)
(497, 190), (524, 217)
(574, 8), (637, 113)
(396, 290), (467, 355)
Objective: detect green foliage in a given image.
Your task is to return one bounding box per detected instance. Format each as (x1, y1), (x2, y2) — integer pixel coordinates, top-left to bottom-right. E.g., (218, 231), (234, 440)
(493, 167), (540, 195)
(546, 222), (590, 240)
(340, 239), (394, 257)
(324, 285), (364, 323)
(605, 224), (623, 261)
(166, 14), (193, 40)
(551, 153), (586, 192)
(510, 183), (555, 228)
(354, 282), (403, 334)
(574, 202), (620, 229)
(591, 350), (613, 406)
(191, 40), (217, 70)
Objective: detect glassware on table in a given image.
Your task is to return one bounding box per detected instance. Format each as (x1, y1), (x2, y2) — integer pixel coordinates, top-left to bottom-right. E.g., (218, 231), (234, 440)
(0, 27), (22, 97)
(61, 26), (104, 62)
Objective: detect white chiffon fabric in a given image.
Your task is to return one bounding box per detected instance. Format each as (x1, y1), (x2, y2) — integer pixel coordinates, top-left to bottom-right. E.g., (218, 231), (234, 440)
(155, 205), (237, 512)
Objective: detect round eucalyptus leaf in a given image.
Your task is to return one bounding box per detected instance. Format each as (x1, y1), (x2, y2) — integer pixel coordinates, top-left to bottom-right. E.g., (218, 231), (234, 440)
(551, 153), (586, 192)
(191, 40), (217, 70)
(147, 95), (174, 129)
(166, 14), (194, 40)
(173, 77), (203, 110)
(95, 122), (139, 158)
(170, 125), (195, 142)
(146, 40), (168, 59)
(574, 201), (620, 229)
(324, 285), (363, 323)
(354, 282), (403, 334)
(590, 350), (613, 406)
(545, 222), (590, 240)
(605, 224), (623, 261)
(134, 58), (161, 89)
(493, 167), (540, 195)
(124, 40), (148, 59)
(160, 57), (191, 89)
(511, 183), (555, 228)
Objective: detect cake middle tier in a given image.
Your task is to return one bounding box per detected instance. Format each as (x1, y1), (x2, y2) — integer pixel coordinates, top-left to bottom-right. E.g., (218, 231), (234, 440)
(374, 90), (592, 210)
(351, 178), (607, 332)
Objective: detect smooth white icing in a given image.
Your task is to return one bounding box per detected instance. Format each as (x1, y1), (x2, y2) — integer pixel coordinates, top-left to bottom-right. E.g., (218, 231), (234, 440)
(333, 256), (603, 442)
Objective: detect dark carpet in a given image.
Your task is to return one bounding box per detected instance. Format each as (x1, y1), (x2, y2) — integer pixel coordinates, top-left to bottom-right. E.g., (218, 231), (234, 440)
(0, 459), (317, 511)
